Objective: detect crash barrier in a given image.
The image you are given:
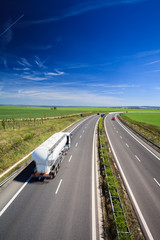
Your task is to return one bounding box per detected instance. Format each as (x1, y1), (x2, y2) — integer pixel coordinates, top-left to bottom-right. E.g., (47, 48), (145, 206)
(117, 115), (160, 152)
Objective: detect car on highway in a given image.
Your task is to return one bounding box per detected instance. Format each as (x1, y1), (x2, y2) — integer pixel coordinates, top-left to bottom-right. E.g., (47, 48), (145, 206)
(111, 117), (115, 120)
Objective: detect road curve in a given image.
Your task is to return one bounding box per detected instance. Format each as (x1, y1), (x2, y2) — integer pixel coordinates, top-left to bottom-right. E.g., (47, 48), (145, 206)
(0, 115), (100, 240)
(104, 113), (160, 240)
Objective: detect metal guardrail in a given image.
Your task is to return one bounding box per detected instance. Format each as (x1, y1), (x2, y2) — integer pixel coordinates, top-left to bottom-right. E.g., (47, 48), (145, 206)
(99, 130), (132, 240)
(117, 115), (160, 152)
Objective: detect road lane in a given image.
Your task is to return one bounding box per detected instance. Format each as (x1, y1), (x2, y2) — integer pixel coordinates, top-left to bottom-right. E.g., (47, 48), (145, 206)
(0, 115), (100, 240)
(105, 114), (160, 240)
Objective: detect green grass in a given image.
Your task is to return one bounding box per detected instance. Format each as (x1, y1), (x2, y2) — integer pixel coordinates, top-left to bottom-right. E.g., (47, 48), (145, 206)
(0, 115), (82, 176)
(122, 112), (160, 127)
(0, 106), (156, 120)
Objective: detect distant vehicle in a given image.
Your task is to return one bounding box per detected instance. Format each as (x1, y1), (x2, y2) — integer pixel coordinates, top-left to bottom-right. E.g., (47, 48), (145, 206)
(111, 117), (115, 120)
(32, 132), (71, 180)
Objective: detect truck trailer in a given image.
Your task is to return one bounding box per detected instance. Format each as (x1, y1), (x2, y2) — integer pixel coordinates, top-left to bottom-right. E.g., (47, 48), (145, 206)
(32, 132), (71, 179)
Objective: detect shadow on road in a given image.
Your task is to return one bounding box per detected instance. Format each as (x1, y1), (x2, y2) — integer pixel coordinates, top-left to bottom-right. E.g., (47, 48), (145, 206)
(13, 161), (51, 185)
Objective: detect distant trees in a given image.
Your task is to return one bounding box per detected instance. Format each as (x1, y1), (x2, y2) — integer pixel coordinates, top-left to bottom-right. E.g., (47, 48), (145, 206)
(50, 106), (57, 110)
(2, 119), (6, 130)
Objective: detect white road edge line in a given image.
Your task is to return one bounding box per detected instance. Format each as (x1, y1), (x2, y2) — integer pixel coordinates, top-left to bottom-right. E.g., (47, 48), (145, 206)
(55, 179), (62, 195)
(68, 155), (72, 162)
(92, 118), (99, 240)
(0, 115), (93, 179)
(0, 176), (32, 217)
(135, 155), (141, 162)
(116, 116), (160, 161)
(0, 116), (94, 216)
(153, 178), (160, 187)
(105, 115), (154, 240)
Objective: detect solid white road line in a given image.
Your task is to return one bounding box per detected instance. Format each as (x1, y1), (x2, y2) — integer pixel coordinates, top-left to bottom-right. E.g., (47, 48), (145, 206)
(105, 116), (154, 240)
(55, 179), (62, 195)
(153, 178), (160, 187)
(117, 117), (160, 161)
(68, 155), (72, 162)
(0, 176), (32, 217)
(135, 155), (141, 162)
(92, 119), (99, 240)
(0, 115), (94, 217)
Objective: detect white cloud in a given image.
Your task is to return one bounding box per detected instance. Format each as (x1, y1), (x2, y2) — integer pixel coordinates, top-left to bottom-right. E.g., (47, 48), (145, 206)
(145, 60), (160, 65)
(17, 58), (32, 68)
(88, 83), (139, 88)
(35, 56), (46, 69)
(45, 70), (65, 76)
(135, 50), (160, 58)
(24, 0), (146, 26)
(0, 86), (123, 106)
(23, 75), (47, 81)
(0, 15), (24, 37)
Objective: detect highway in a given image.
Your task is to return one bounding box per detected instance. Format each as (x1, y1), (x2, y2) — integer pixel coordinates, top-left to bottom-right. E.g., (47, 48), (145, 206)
(0, 115), (100, 240)
(104, 113), (160, 240)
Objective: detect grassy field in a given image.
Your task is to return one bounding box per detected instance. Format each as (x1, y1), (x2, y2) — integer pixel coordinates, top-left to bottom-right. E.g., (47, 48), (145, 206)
(122, 112), (160, 127)
(0, 106), (155, 120)
(120, 112), (160, 147)
(0, 115), (84, 177)
(1, 106), (159, 179)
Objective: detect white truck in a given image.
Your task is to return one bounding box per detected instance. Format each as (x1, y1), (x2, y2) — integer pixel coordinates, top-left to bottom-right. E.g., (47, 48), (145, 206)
(32, 132), (71, 179)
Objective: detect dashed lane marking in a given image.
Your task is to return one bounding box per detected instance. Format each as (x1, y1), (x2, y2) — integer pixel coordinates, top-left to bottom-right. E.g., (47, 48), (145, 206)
(55, 179), (62, 195)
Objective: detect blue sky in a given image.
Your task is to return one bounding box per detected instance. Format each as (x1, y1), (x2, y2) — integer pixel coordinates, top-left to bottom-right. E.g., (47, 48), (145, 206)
(0, 0), (160, 106)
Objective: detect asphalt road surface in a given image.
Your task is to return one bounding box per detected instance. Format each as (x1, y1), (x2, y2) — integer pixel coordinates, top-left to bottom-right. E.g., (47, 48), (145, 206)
(104, 113), (160, 240)
(0, 115), (100, 240)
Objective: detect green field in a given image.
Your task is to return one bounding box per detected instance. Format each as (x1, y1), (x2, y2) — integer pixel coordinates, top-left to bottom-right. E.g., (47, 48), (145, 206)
(121, 112), (160, 127)
(0, 106), (157, 120)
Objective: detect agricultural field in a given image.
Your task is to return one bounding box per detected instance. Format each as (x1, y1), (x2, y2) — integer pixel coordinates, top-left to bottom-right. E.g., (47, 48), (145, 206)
(120, 112), (160, 147)
(0, 115), (82, 177)
(121, 112), (160, 128)
(0, 106), (153, 120)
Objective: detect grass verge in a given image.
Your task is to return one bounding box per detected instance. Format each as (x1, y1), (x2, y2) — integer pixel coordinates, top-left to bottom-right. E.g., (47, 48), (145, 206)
(119, 113), (160, 147)
(0, 114), (85, 180)
(98, 116), (145, 240)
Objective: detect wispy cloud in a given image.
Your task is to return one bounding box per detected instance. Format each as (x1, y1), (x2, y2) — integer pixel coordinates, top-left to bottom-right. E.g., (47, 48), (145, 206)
(24, 0), (146, 26)
(17, 58), (32, 68)
(0, 86), (122, 106)
(135, 49), (160, 58)
(45, 70), (65, 76)
(35, 56), (46, 69)
(0, 14), (24, 37)
(145, 60), (160, 65)
(88, 83), (139, 88)
(23, 75), (47, 81)
(13, 67), (30, 71)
